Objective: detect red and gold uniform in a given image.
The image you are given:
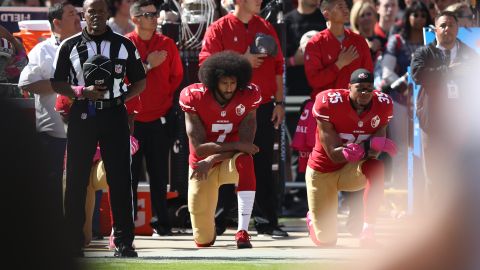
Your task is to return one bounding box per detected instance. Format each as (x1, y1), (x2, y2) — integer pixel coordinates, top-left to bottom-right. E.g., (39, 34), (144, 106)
(179, 82), (262, 245)
(306, 89), (393, 244)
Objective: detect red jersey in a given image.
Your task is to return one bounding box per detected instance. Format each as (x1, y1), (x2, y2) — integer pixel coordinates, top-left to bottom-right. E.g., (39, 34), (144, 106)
(308, 89), (393, 172)
(179, 83), (262, 166)
(126, 31), (183, 122)
(199, 13), (284, 104)
(304, 29), (373, 99)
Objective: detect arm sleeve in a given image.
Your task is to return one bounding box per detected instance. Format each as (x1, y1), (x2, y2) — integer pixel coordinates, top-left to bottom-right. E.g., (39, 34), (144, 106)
(198, 24), (224, 65)
(385, 34), (399, 56)
(312, 92), (330, 122)
(18, 45), (52, 86)
(125, 96), (142, 114)
(51, 43), (73, 82)
(168, 39), (184, 91)
(179, 86), (197, 114)
(125, 40), (146, 84)
(267, 23), (285, 75)
(410, 46), (436, 86)
(304, 38), (340, 90)
(247, 83), (263, 110)
(385, 98), (394, 125)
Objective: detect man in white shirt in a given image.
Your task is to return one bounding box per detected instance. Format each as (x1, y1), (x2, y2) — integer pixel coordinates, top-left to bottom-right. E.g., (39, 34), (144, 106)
(18, 1), (81, 224)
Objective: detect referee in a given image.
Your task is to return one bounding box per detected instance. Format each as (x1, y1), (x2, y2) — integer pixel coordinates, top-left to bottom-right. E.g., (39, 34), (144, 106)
(51, 0), (146, 257)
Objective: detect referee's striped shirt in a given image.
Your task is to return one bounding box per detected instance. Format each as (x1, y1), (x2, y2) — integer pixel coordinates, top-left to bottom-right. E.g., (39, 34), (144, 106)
(51, 26), (145, 100)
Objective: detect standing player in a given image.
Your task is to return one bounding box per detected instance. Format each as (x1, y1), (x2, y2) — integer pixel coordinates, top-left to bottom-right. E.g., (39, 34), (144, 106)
(179, 51), (261, 249)
(305, 69), (396, 248)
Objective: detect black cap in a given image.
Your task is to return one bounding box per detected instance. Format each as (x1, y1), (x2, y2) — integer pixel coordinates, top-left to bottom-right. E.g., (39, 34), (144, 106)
(82, 54), (113, 87)
(350, 68), (373, 84)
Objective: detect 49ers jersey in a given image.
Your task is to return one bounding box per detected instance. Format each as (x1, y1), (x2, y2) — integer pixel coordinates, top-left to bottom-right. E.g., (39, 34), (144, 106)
(308, 89), (393, 172)
(179, 83), (262, 166)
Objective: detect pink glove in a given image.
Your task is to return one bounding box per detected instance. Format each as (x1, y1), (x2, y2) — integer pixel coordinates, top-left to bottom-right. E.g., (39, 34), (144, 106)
(342, 143), (365, 162)
(370, 137), (397, 156)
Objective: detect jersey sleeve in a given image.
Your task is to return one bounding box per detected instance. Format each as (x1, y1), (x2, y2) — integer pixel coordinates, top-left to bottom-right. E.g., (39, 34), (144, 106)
(312, 91), (332, 123)
(124, 39), (146, 84)
(51, 42), (73, 83)
(373, 90), (394, 125)
(18, 43), (52, 87)
(179, 85), (197, 114)
(385, 97), (393, 124)
(246, 83), (262, 110)
(125, 96), (142, 115)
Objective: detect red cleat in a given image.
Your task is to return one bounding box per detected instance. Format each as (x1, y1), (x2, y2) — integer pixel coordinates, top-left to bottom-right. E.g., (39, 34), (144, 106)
(306, 211), (336, 247)
(235, 230), (252, 249)
(306, 211), (321, 246)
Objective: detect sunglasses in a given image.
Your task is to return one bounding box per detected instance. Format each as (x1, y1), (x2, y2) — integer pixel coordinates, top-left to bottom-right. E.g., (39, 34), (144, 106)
(135, 12), (159, 19)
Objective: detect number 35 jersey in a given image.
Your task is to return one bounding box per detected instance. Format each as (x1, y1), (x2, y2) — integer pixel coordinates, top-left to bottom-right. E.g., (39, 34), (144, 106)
(179, 83), (262, 166)
(308, 89), (393, 172)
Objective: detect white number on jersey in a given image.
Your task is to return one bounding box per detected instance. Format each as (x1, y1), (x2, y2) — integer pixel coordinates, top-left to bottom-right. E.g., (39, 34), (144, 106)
(375, 92), (391, 104)
(212, 123), (233, 142)
(338, 133), (371, 145)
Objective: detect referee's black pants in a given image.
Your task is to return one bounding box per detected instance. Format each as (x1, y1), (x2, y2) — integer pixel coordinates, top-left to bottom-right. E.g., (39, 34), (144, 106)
(131, 112), (173, 232)
(253, 102), (279, 227)
(65, 101), (134, 252)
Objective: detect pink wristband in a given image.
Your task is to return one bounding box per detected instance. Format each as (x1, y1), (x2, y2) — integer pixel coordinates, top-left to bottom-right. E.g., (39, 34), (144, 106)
(289, 56), (295, 67)
(73, 86), (84, 98)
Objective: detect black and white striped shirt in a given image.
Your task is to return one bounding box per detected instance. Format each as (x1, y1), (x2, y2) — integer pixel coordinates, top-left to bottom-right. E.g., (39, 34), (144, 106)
(51, 26), (145, 99)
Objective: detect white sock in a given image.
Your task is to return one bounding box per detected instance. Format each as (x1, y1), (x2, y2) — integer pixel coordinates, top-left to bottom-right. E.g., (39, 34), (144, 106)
(237, 191), (255, 232)
(363, 222), (375, 231)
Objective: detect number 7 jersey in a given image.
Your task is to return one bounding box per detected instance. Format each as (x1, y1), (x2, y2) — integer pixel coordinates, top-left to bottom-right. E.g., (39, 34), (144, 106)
(179, 83), (262, 166)
(308, 89), (393, 172)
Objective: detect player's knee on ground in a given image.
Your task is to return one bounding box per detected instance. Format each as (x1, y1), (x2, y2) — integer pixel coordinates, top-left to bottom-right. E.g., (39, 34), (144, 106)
(306, 167), (339, 245)
(235, 154), (256, 191)
(188, 172), (218, 246)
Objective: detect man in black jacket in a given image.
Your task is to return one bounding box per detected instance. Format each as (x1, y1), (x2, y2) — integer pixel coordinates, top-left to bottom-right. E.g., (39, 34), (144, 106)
(411, 10), (477, 204)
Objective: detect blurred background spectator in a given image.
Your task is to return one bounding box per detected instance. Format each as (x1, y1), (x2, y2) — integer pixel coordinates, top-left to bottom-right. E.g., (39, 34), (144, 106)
(108, 0), (135, 35)
(445, 1), (477, 27)
(284, 0), (326, 96)
(351, 0), (384, 64)
(380, 0), (432, 189)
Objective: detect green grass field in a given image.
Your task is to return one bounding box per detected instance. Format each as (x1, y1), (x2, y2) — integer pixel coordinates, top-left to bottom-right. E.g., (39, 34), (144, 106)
(82, 260), (339, 270)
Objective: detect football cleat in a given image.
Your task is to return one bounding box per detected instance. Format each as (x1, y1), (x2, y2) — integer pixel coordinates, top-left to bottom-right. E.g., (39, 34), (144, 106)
(306, 211), (336, 247)
(113, 244), (138, 257)
(235, 230), (253, 249)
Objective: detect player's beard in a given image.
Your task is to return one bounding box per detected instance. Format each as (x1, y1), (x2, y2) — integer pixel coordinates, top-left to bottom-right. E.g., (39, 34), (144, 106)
(216, 90), (234, 104)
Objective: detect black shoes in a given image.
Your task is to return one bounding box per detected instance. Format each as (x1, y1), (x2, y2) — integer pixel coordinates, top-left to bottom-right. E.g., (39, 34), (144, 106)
(152, 226), (173, 237)
(216, 225), (227, 236)
(114, 244), (138, 258)
(255, 224), (289, 237)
